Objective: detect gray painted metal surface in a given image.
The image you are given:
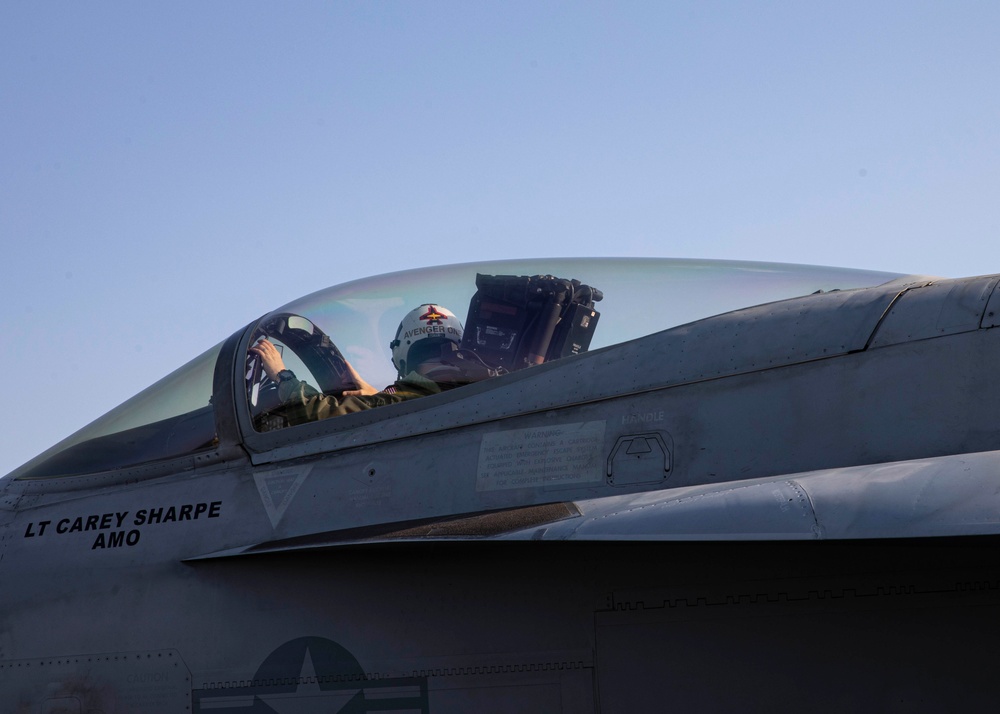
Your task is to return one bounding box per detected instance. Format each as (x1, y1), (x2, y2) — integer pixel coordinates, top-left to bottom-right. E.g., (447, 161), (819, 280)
(495, 450), (1000, 541)
(2, 261), (1000, 712)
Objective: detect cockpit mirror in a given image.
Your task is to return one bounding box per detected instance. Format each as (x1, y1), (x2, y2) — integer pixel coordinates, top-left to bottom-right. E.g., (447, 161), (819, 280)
(285, 315), (315, 334)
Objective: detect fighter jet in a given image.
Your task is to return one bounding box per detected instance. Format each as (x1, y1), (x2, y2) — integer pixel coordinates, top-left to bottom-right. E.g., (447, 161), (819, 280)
(3, 257), (1000, 712)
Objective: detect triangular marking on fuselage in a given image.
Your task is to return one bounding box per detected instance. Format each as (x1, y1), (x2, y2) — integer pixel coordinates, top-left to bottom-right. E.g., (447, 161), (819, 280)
(254, 466), (312, 528)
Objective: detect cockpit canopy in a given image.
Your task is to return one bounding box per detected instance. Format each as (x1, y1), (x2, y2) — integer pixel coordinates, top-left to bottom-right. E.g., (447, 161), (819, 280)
(7, 258), (902, 481)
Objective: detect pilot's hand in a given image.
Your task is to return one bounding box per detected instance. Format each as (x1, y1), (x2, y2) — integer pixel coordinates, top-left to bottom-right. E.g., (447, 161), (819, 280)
(249, 339), (287, 382)
(341, 360), (379, 396)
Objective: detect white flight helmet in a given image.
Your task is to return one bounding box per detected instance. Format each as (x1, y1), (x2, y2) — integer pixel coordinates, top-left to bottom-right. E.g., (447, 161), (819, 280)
(389, 304), (464, 377)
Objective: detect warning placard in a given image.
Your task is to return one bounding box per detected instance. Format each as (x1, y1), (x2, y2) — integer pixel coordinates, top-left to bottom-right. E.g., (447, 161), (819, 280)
(476, 421), (606, 491)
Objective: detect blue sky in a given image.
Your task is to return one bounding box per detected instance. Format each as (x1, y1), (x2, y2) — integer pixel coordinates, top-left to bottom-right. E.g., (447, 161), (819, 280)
(2, 1), (999, 475)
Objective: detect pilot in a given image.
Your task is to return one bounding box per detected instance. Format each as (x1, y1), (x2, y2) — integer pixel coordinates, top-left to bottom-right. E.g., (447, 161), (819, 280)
(250, 304), (475, 426)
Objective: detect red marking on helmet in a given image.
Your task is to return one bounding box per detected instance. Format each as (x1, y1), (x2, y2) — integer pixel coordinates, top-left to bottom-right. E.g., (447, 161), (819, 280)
(419, 305), (447, 325)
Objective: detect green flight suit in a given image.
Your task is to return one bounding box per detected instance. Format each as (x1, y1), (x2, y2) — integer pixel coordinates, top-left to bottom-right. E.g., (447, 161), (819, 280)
(275, 371), (442, 426)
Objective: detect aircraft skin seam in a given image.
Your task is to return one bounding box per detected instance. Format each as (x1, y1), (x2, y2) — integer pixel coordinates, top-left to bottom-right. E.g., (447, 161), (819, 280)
(859, 286), (922, 351)
(604, 578), (1000, 612)
(785, 478), (823, 538)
